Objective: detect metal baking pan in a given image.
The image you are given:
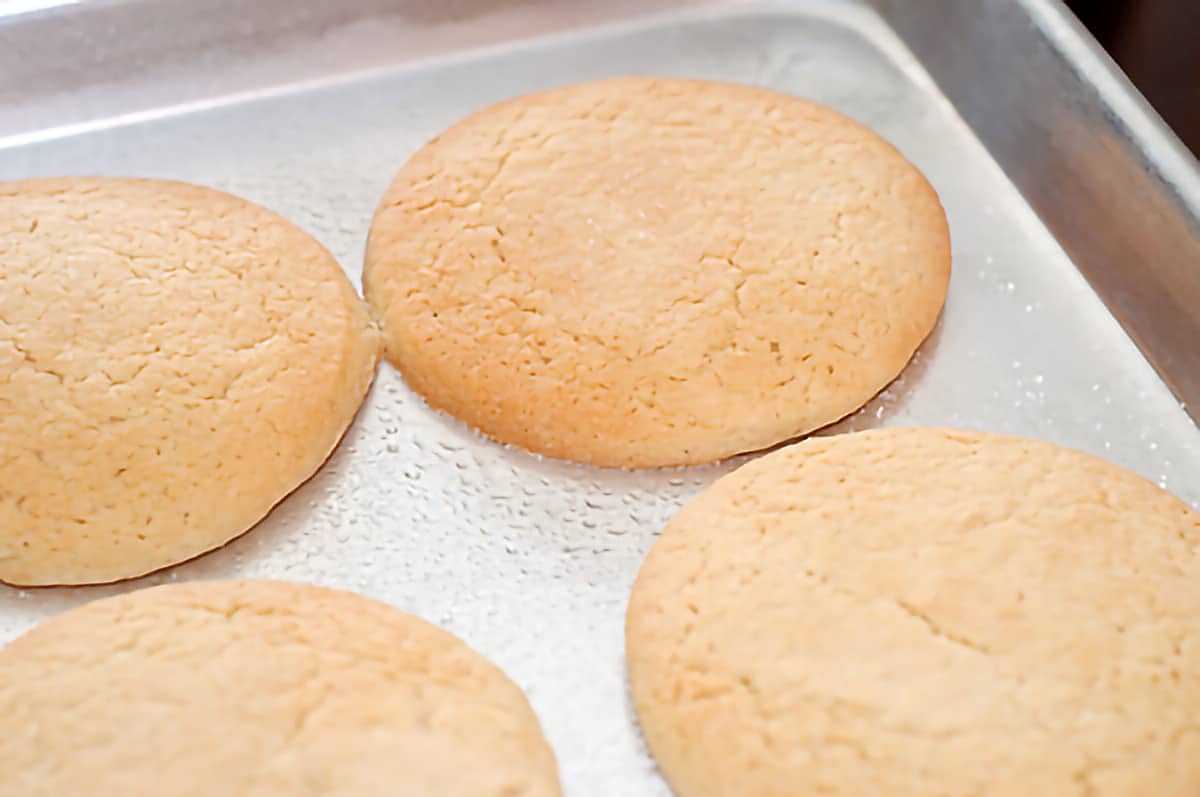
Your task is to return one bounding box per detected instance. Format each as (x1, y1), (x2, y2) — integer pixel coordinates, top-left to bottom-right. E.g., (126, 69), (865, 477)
(2, 1), (1198, 793)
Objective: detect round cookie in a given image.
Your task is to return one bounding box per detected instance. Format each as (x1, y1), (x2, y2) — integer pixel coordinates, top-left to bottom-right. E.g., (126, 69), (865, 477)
(0, 580), (563, 796)
(365, 77), (950, 468)
(626, 428), (1200, 796)
(0, 178), (380, 585)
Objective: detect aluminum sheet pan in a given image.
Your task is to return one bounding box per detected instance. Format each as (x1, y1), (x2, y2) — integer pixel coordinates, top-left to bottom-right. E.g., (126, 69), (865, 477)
(2, 1), (1199, 794)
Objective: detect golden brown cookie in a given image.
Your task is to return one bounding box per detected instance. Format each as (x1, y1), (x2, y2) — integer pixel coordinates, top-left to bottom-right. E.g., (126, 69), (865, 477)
(627, 428), (1200, 796)
(0, 580), (563, 797)
(365, 77), (950, 467)
(0, 178), (380, 585)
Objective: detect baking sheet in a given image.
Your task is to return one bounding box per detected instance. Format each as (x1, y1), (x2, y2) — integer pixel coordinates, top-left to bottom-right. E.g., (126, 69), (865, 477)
(2, 1), (1199, 794)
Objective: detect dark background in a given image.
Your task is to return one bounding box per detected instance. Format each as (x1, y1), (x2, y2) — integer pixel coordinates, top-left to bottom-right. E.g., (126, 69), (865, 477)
(1066, 0), (1200, 155)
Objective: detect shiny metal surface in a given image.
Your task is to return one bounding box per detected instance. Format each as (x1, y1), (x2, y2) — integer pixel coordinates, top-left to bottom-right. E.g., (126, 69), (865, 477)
(873, 0), (1200, 423)
(1, 2), (1198, 794)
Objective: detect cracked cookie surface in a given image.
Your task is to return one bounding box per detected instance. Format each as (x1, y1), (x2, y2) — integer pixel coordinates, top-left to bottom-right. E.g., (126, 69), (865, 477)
(364, 77), (950, 468)
(0, 580), (562, 796)
(626, 427), (1200, 796)
(0, 178), (380, 585)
